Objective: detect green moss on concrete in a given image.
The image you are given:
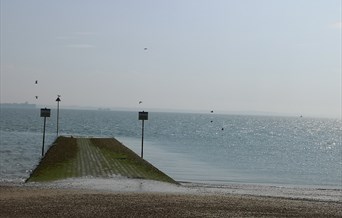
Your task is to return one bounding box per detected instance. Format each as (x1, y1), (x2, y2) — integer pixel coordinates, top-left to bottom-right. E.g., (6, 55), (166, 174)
(26, 136), (178, 184)
(91, 138), (178, 184)
(27, 136), (78, 182)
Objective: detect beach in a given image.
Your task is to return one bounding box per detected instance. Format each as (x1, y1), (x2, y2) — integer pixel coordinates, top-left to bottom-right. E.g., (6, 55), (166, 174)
(1, 179), (341, 218)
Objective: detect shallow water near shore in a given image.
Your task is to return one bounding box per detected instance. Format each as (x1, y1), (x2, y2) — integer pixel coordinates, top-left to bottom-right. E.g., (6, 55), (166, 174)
(2, 177), (341, 202)
(0, 108), (341, 191)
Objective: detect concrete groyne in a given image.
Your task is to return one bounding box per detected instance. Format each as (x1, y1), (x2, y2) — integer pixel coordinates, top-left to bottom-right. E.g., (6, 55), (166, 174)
(27, 136), (177, 184)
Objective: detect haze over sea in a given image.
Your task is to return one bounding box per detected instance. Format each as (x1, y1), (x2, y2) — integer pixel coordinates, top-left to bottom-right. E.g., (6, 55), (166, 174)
(0, 108), (341, 189)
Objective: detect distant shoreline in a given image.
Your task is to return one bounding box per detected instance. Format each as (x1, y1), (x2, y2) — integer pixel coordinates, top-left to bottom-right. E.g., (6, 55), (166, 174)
(0, 102), (36, 109)
(0, 105), (338, 119)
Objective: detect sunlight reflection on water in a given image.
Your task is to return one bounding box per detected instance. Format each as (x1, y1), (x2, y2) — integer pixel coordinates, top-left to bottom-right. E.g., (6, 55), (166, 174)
(0, 109), (341, 189)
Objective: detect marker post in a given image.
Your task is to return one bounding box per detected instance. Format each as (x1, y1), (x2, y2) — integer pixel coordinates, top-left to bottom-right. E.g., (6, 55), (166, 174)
(138, 111), (148, 158)
(40, 108), (51, 156)
(56, 96), (61, 136)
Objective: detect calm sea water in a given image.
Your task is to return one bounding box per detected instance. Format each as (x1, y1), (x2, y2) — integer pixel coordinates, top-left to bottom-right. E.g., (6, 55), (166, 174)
(0, 108), (341, 189)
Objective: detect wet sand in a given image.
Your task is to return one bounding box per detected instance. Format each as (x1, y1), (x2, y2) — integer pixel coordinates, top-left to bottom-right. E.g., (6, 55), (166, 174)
(1, 182), (341, 218)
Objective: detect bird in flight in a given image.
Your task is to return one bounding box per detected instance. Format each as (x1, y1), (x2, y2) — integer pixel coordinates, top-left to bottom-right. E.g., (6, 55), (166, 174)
(35, 80), (38, 84)
(139, 101), (143, 104)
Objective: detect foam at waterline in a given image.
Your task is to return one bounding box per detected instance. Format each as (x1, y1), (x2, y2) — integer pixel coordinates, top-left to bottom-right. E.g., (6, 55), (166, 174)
(182, 182), (342, 202)
(27, 177), (189, 193)
(19, 177), (342, 202)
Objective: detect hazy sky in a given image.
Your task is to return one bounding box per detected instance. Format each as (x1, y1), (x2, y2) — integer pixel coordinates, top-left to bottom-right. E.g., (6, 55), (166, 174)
(1, 0), (341, 118)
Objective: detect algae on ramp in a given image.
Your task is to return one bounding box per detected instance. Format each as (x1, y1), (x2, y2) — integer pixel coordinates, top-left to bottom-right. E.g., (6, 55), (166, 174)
(91, 138), (178, 184)
(27, 136), (78, 182)
(27, 136), (178, 184)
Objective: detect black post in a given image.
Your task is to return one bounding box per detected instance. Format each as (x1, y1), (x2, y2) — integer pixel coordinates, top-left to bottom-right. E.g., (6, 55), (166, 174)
(40, 108), (51, 157)
(138, 111), (148, 159)
(141, 120), (144, 158)
(56, 96), (61, 136)
(42, 117), (46, 156)
(57, 101), (59, 136)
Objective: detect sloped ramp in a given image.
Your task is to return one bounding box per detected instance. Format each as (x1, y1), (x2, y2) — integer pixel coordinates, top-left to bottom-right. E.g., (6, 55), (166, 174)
(27, 136), (177, 184)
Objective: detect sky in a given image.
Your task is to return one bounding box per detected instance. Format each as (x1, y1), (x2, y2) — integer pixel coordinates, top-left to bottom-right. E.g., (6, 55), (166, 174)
(1, 0), (341, 118)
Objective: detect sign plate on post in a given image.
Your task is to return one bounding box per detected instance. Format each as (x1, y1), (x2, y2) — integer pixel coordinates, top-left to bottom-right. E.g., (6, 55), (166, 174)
(40, 108), (51, 117)
(139, 111), (148, 120)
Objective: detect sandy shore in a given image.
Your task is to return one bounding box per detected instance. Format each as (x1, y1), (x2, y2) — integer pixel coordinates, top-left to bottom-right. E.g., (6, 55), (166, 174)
(1, 180), (341, 218)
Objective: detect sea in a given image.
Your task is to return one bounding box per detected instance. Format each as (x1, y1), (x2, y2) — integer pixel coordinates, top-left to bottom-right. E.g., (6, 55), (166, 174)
(0, 108), (341, 190)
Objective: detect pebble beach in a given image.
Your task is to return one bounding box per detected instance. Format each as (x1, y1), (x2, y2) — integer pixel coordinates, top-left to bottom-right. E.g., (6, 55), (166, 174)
(1, 178), (341, 218)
